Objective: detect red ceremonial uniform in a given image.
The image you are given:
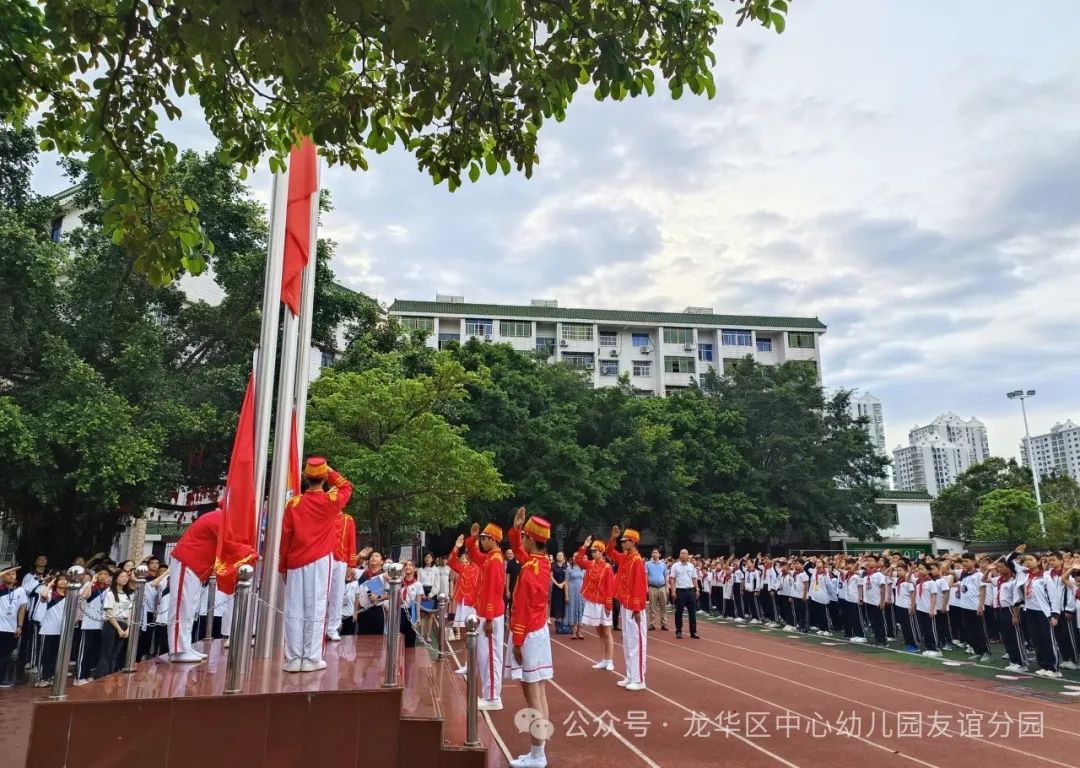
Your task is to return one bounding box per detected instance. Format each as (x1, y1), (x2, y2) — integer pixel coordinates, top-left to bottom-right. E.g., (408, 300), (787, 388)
(466, 536), (506, 619)
(509, 527), (551, 647)
(333, 513), (358, 567)
(448, 550), (480, 607)
(607, 537), (647, 612)
(279, 470), (353, 573)
(574, 547), (615, 611)
(171, 509), (223, 581)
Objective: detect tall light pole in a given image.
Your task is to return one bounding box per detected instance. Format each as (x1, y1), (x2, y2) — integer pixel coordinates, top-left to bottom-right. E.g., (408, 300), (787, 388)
(1007, 389), (1045, 537)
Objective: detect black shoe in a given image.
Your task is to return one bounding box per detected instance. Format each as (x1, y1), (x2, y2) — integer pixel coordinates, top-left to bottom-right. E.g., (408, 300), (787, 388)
(660, 625), (668, 631)
(648, 626), (655, 631)
(690, 634), (701, 639)
(675, 632), (683, 639)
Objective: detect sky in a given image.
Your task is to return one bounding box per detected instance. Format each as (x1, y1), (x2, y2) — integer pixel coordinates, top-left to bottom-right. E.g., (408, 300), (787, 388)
(30, 2), (1080, 463)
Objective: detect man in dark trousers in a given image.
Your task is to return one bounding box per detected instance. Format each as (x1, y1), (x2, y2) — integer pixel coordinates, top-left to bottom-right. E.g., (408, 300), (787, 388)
(668, 549), (700, 639)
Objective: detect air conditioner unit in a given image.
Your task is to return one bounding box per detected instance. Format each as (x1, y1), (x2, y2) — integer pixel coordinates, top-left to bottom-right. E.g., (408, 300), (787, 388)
(559, 339), (569, 347)
(584, 362), (595, 370)
(483, 334), (493, 342)
(640, 345), (652, 354)
(609, 349), (618, 358)
(683, 342), (694, 351)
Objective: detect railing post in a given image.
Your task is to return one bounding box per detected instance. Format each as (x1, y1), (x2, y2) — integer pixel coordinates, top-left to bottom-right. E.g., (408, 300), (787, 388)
(225, 565), (255, 695)
(203, 573), (217, 642)
(382, 562), (404, 688)
(123, 565), (150, 673)
(50, 566), (85, 700)
(436, 593), (448, 660)
(464, 615), (480, 747)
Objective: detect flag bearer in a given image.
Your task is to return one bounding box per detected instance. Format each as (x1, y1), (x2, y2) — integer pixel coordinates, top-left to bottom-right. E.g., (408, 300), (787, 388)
(168, 508), (222, 662)
(607, 525), (648, 691)
(466, 521), (506, 711)
(575, 536), (616, 670)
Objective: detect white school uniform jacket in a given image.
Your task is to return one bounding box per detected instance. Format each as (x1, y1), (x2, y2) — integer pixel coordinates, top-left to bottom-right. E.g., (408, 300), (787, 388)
(766, 566), (782, 592)
(80, 585), (108, 631)
(864, 571), (887, 607)
(914, 578), (938, 613)
(991, 577), (1019, 610)
(934, 577), (951, 611)
(744, 569), (760, 592)
(957, 571), (984, 611)
(794, 571), (809, 599)
(732, 568), (745, 585)
(1021, 570), (1062, 618)
(0, 585), (28, 633)
(808, 569), (831, 605)
(155, 581), (171, 623)
(341, 580), (360, 618)
(844, 572), (863, 603)
(897, 579), (915, 610)
(38, 587), (67, 636)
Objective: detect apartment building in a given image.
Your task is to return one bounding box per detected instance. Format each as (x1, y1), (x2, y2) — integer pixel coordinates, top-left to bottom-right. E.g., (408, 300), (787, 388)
(893, 413), (990, 496)
(1022, 420), (1080, 482)
(387, 297), (826, 395)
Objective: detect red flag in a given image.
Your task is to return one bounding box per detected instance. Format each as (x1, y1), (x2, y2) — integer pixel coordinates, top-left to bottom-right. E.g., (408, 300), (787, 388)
(280, 137), (318, 316)
(288, 408), (301, 503)
(214, 373), (259, 594)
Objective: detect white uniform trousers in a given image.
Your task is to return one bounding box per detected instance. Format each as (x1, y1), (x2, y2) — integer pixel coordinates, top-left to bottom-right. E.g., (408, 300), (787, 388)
(167, 560), (203, 656)
(220, 593), (235, 638)
(621, 608), (648, 684)
(284, 555), (332, 663)
(325, 560), (347, 636)
(476, 615), (505, 700)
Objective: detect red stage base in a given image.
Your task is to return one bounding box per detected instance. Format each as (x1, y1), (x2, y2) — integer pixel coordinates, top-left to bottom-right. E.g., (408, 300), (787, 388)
(24, 637), (497, 768)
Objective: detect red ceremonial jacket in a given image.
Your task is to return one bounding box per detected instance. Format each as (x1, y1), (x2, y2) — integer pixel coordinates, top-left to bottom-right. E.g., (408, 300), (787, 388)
(448, 549), (480, 606)
(279, 470), (353, 573)
(171, 509), (222, 581)
(509, 526), (551, 647)
(607, 537), (647, 612)
(466, 535), (506, 619)
(333, 514), (358, 566)
(574, 547), (615, 611)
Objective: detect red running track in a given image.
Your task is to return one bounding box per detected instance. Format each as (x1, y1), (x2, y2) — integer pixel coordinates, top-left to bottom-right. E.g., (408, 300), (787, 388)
(468, 619), (1080, 768)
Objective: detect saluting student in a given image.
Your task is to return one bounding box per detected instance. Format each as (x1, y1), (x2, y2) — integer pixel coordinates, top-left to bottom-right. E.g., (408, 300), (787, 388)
(913, 563), (942, 657)
(505, 508), (554, 768)
(957, 554), (991, 662)
(989, 560), (1025, 672)
(0, 566), (28, 688)
(447, 542), (479, 646)
(895, 562), (919, 652)
(74, 569), (110, 685)
(466, 522), (507, 711)
(575, 536), (616, 670)
(1047, 552), (1078, 670)
(606, 525), (648, 691)
(34, 573), (70, 687)
(863, 558), (889, 646)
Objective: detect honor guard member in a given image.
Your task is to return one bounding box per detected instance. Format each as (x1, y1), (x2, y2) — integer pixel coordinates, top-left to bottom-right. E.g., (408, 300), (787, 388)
(506, 508), (554, 768)
(575, 536), (616, 670)
(448, 538), (480, 646)
(326, 512), (357, 642)
(168, 508), (222, 662)
(607, 525), (648, 691)
(279, 457), (353, 673)
(466, 521), (507, 711)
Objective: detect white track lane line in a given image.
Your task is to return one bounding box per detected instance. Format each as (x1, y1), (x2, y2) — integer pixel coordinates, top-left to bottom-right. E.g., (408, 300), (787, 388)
(552, 636), (805, 768)
(571, 632), (942, 768)
(689, 624), (1080, 740)
(449, 643), (513, 764)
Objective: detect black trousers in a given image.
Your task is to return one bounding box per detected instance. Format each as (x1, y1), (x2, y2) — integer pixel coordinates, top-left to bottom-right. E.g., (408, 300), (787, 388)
(809, 600), (830, 632)
(732, 584), (744, 617)
(137, 611), (156, 660)
(935, 611), (952, 646)
(710, 587), (723, 614)
(1055, 613), (1078, 663)
(340, 616), (356, 636)
(949, 605), (965, 645)
(898, 609), (918, 647)
(39, 634), (60, 681)
(843, 600), (862, 638)
(698, 589), (711, 614)
(95, 622), (127, 678)
(77, 628), (101, 680)
(996, 608), (1024, 666)
(794, 598), (809, 630)
(961, 609), (989, 655)
(917, 611), (939, 651)
(674, 589), (697, 634)
(0, 630), (18, 684)
(865, 604), (887, 644)
(1026, 611), (1058, 672)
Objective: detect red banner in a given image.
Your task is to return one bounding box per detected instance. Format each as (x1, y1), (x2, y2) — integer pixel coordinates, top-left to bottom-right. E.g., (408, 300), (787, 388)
(280, 137), (318, 316)
(213, 373), (259, 594)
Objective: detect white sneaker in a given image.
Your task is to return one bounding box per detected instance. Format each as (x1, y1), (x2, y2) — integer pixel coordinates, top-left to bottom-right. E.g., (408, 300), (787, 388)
(749, 619), (762, 625)
(1004, 663), (1025, 672)
(326, 632), (341, 642)
(850, 637), (867, 644)
(478, 698), (503, 711)
(592, 659), (609, 669)
(1034, 668), (1054, 678)
(625, 682), (647, 691)
(283, 658), (303, 673)
(977, 654), (992, 663)
(170, 651), (203, 663)
(922, 650), (942, 658)
(1060, 661), (1078, 670)
(223, 638), (231, 649)
(454, 666), (467, 676)
(509, 753), (547, 768)
(617, 678), (630, 687)
(783, 625), (797, 632)
(194, 650), (208, 659)
(733, 617), (746, 623)
(300, 658), (327, 672)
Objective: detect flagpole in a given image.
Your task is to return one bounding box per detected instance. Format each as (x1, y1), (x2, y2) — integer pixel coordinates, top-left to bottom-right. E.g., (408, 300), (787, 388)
(292, 157), (321, 459)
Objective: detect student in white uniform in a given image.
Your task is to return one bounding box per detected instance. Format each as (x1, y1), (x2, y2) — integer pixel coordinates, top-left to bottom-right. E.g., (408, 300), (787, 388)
(895, 563), (919, 652)
(35, 573), (71, 687)
(957, 554), (991, 661)
(989, 560), (1025, 672)
(807, 559), (832, 635)
(0, 566), (29, 688)
(96, 570), (134, 678)
(75, 569), (111, 685)
(340, 568), (361, 636)
(931, 564), (954, 651)
(19, 555), (47, 670)
(913, 563), (941, 657)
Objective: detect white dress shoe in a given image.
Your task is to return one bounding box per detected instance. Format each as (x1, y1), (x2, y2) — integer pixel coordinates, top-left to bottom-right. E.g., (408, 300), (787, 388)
(283, 658), (303, 673)
(170, 651), (203, 663)
(300, 658), (328, 672)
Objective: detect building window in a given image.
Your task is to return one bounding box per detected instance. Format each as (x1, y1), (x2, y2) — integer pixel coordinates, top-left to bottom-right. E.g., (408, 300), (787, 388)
(465, 318), (493, 337)
(878, 503), (900, 527)
(599, 331), (618, 347)
(756, 337), (773, 353)
(599, 360), (620, 376)
(664, 356), (695, 374)
(399, 316), (434, 332)
(561, 323), (593, 341)
(721, 329), (752, 346)
(663, 327), (693, 345)
(788, 332), (816, 349)
(723, 358), (741, 376)
(793, 359), (819, 374)
(499, 320), (531, 338)
(697, 343), (714, 362)
(438, 332), (460, 350)
(50, 217), (64, 243)
(632, 333), (651, 348)
(320, 350), (336, 368)
(562, 352), (594, 370)
(536, 337), (555, 355)
(632, 361), (652, 377)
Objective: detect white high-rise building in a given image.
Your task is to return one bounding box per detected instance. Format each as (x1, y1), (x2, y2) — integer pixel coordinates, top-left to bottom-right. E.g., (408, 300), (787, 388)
(1022, 420), (1080, 482)
(849, 393), (887, 457)
(387, 297), (826, 396)
(893, 413), (989, 496)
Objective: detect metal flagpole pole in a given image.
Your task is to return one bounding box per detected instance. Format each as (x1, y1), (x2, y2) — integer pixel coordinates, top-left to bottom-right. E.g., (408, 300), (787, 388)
(292, 157), (321, 459)
(251, 165), (291, 658)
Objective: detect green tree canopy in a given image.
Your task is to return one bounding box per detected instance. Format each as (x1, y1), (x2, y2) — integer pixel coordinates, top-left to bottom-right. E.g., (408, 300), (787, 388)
(973, 488), (1038, 546)
(1, 0), (792, 283)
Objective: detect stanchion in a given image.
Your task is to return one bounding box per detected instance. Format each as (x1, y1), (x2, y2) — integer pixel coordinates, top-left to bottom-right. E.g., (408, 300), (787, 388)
(50, 566), (85, 700)
(382, 562), (404, 687)
(225, 565), (255, 695)
(464, 615), (480, 747)
(122, 564), (150, 673)
(203, 573), (218, 643)
(436, 593), (448, 660)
